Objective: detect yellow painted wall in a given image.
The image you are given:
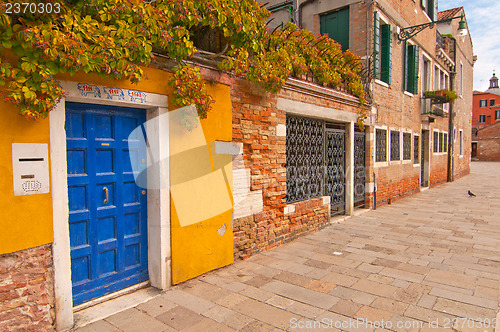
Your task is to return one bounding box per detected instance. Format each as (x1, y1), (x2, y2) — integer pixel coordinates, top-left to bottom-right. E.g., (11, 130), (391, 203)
(170, 83), (234, 284)
(0, 101), (54, 254)
(1, 65), (234, 284)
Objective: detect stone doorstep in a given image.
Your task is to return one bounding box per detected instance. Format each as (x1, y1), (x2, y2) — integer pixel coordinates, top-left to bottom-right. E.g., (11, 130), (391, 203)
(72, 286), (161, 330)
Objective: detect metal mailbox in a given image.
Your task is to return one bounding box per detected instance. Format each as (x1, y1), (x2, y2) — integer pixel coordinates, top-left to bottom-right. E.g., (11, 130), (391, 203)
(12, 143), (50, 196)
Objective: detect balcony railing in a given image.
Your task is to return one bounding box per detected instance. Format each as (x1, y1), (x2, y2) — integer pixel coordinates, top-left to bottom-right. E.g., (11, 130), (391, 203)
(436, 31), (445, 49)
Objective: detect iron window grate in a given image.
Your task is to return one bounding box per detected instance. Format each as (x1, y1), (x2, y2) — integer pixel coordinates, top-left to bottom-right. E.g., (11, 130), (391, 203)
(413, 135), (419, 164)
(390, 130), (400, 161)
(376, 129), (387, 162)
(403, 133), (411, 160)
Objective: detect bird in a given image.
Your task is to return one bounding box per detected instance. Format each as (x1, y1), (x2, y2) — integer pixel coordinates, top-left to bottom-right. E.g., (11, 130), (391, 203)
(468, 190), (476, 197)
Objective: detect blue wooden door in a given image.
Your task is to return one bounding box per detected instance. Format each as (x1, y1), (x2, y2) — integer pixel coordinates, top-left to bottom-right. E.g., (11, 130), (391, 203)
(66, 102), (148, 306)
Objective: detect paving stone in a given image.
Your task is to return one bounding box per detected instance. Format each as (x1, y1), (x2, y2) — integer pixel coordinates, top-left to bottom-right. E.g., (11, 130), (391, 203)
(370, 297), (409, 315)
(372, 258), (401, 268)
(329, 299), (362, 317)
(305, 267), (331, 280)
(240, 320), (277, 332)
(202, 304), (236, 323)
(304, 280), (337, 294)
(355, 305), (392, 322)
(233, 298), (300, 329)
(239, 285), (274, 302)
(273, 271), (313, 287)
(105, 308), (169, 332)
(429, 287), (498, 309)
(391, 279), (411, 289)
(404, 304), (454, 326)
(180, 280), (232, 302)
(223, 312), (255, 330)
(76, 320), (121, 332)
(432, 298), (497, 318)
(155, 306), (204, 330)
(261, 280), (339, 310)
(135, 296), (177, 317)
(215, 293), (248, 308)
(474, 285), (499, 301)
(183, 317), (236, 332)
(357, 263), (384, 274)
(160, 289), (215, 314)
(425, 269), (476, 289)
(367, 274), (395, 285)
(287, 301), (325, 319)
(416, 294), (437, 309)
(304, 259), (332, 270)
(244, 275), (274, 288)
(352, 279), (398, 298)
(265, 294), (296, 310)
(320, 272), (358, 287)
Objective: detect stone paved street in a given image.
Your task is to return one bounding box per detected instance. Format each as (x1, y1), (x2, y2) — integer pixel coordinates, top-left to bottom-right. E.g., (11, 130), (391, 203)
(75, 162), (500, 331)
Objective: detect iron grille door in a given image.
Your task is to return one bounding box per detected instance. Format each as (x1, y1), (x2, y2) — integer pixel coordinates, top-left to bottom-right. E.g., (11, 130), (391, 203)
(354, 132), (366, 207)
(421, 131), (425, 187)
(325, 128), (345, 216)
(286, 115), (325, 203)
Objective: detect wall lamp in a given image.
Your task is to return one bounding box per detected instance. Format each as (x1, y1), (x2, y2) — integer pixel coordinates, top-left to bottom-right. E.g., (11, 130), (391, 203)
(397, 15), (467, 42)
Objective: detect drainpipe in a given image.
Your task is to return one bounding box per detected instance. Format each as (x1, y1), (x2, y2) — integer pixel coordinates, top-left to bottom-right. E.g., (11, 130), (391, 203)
(447, 37), (457, 182)
(298, 0), (315, 28)
(373, 172), (377, 209)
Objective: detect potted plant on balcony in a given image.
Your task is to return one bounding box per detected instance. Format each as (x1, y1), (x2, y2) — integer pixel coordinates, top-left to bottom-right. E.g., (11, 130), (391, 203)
(423, 89), (458, 103)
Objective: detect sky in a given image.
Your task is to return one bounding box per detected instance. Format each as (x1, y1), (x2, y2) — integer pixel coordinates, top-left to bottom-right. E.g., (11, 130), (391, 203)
(438, 0), (500, 91)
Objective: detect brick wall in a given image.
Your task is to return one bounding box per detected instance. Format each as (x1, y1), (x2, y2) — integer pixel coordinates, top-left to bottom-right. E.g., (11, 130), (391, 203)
(230, 77), (359, 260)
(0, 244), (55, 331)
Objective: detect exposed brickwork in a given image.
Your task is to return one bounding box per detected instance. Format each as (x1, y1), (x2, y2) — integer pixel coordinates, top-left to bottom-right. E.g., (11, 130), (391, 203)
(0, 244), (55, 331)
(475, 122), (500, 161)
(230, 77), (358, 260)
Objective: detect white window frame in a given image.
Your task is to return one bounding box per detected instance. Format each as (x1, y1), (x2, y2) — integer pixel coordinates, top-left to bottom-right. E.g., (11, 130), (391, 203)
(374, 126), (389, 167)
(413, 133), (420, 167)
(389, 128), (401, 164)
(401, 129), (412, 163)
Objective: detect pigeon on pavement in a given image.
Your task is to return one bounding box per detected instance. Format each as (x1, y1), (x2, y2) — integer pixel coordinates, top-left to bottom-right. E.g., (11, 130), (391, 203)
(468, 190), (476, 197)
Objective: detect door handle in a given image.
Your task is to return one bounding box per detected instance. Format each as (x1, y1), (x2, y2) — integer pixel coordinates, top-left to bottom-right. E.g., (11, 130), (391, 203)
(103, 187), (109, 204)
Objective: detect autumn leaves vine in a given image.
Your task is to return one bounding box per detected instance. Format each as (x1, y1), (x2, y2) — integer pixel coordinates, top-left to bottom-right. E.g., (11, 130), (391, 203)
(0, 0), (365, 123)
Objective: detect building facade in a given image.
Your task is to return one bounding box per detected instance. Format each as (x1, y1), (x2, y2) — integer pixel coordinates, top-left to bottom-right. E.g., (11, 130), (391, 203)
(472, 74), (500, 129)
(0, 1), (474, 330)
(268, 0), (474, 202)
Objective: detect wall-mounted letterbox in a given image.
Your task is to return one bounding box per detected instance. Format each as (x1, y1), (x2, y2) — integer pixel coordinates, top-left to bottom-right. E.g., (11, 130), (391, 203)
(12, 143), (50, 196)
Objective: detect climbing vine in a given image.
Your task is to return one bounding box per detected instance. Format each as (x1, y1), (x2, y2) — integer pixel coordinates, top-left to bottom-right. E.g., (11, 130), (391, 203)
(0, 0), (365, 123)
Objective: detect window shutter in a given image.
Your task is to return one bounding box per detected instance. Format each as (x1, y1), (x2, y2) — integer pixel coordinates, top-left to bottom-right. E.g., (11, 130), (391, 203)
(373, 12), (380, 79)
(412, 45), (420, 94)
(403, 42), (408, 91)
(380, 24), (392, 84)
(421, 0), (426, 9)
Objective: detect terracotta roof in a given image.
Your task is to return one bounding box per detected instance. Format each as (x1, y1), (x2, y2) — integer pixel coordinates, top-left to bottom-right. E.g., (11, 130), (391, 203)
(438, 7), (463, 20)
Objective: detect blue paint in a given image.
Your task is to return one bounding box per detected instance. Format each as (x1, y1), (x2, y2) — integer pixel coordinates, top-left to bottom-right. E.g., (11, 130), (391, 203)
(66, 102), (148, 306)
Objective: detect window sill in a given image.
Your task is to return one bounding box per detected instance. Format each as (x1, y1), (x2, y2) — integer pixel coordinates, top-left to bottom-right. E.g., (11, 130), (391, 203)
(404, 91), (414, 97)
(374, 161), (389, 167)
(402, 159), (412, 164)
(375, 79), (390, 88)
(413, 163), (420, 167)
(389, 160), (401, 165)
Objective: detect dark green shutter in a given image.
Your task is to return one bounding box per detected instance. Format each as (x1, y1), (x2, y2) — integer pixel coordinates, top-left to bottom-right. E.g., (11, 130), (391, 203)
(412, 45), (420, 94)
(421, 0), (426, 9)
(380, 24), (392, 84)
(403, 42), (408, 92)
(373, 11), (380, 79)
(320, 7), (350, 52)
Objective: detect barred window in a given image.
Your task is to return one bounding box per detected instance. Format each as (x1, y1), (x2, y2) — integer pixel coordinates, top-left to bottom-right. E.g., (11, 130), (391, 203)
(286, 115), (324, 203)
(439, 132), (444, 152)
(376, 129), (387, 162)
(390, 130), (400, 161)
(443, 133), (448, 153)
(403, 133), (411, 160)
(413, 135), (419, 164)
(433, 131), (439, 153)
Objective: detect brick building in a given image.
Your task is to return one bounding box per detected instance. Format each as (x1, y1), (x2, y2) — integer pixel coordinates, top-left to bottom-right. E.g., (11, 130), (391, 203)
(0, 1), (474, 330)
(472, 122), (500, 161)
(472, 73), (500, 129)
(267, 0), (474, 204)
